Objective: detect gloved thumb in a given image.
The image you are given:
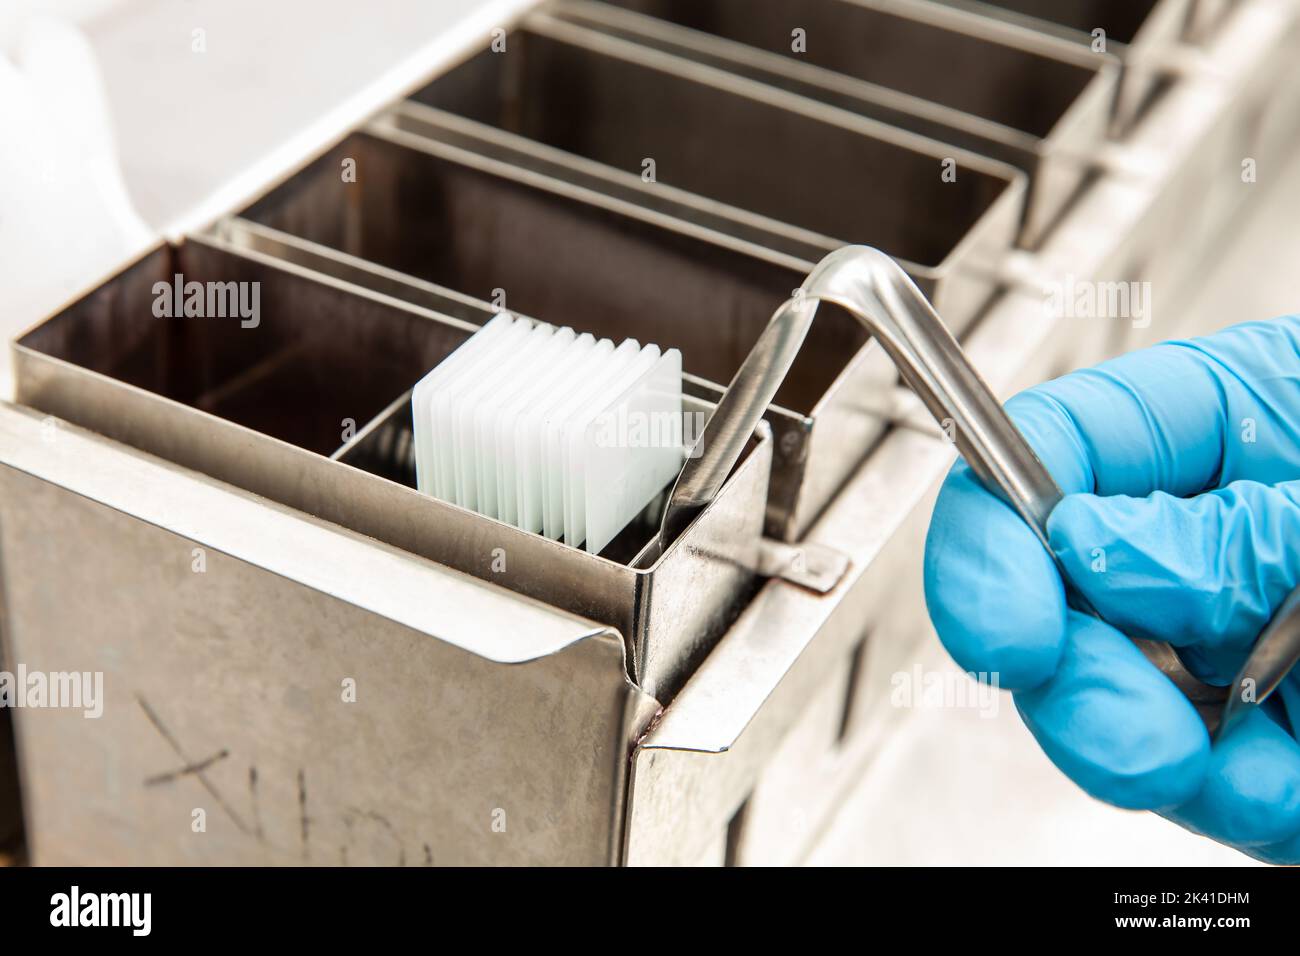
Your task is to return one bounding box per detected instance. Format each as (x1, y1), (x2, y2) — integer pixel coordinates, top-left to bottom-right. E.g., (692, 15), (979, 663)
(1047, 479), (1300, 684)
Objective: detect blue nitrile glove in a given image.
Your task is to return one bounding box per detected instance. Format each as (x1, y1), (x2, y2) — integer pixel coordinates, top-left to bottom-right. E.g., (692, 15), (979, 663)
(924, 316), (1300, 863)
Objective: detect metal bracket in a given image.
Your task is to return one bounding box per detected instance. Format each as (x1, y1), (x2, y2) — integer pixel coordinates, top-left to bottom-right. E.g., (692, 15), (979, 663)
(757, 538), (850, 594)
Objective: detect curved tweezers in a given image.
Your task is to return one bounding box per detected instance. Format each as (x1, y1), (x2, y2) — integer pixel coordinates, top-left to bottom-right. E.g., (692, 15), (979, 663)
(655, 245), (1300, 732)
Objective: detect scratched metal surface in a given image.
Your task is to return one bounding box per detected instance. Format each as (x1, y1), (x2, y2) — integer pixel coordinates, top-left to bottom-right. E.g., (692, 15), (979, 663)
(0, 405), (652, 866)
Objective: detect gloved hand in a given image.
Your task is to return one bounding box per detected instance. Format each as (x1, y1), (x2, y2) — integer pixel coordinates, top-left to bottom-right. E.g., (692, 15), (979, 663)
(924, 316), (1300, 863)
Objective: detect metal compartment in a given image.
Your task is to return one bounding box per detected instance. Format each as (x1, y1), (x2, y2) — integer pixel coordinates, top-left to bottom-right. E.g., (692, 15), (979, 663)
(568, 0), (1118, 246)
(237, 133), (834, 413)
(232, 129), (896, 539)
(12, 237), (771, 701)
(407, 15), (1025, 333)
(935, 0), (1203, 131)
(0, 399), (658, 865)
(15, 240), (462, 460)
(940, 0), (1170, 42)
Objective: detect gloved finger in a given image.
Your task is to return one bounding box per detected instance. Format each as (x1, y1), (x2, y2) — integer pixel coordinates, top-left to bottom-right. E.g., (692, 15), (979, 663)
(1251, 830), (1300, 865)
(1048, 479), (1300, 683)
(1014, 611), (1210, 810)
(924, 462), (1067, 690)
(926, 321), (1300, 701)
(1162, 706), (1300, 856)
(1247, 678), (1300, 862)
(1001, 317), (1300, 501)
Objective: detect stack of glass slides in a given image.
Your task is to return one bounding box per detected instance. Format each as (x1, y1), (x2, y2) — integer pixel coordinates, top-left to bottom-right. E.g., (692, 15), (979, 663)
(411, 314), (685, 555)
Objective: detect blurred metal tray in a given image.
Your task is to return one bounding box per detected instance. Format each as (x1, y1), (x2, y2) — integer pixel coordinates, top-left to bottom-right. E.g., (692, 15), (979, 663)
(560, 0), (1119, 247)
(407, 13), (1026, 332)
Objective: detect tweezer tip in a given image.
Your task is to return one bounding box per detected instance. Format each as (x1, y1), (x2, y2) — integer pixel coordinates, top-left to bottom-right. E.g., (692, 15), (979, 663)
(1213, 694), (1253, 743)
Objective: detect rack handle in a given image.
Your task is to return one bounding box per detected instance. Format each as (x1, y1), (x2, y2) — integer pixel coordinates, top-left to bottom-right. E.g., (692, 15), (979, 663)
(658, 245), (1234, 721)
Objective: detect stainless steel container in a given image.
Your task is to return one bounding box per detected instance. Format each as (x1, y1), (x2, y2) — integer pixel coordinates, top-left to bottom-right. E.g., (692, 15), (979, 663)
(562, 0), (1119, 246)
(940, 0), (1174, 44)
(933, 0), (1202, 130)
(12, 234), (779, 704)
(395, 11), (1029, 536)
(0, 0), (1293, 866)
(226, 126), (901, 541)
(406, 14), (1026, 331)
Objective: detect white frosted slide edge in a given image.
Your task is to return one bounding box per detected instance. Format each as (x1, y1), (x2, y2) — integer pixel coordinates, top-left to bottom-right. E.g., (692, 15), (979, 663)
(410, 315), (685, 554)
(583, 347), (684, 554)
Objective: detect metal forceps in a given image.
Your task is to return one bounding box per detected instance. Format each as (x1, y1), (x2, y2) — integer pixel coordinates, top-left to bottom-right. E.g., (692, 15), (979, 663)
(651, 244), (1300, 735)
